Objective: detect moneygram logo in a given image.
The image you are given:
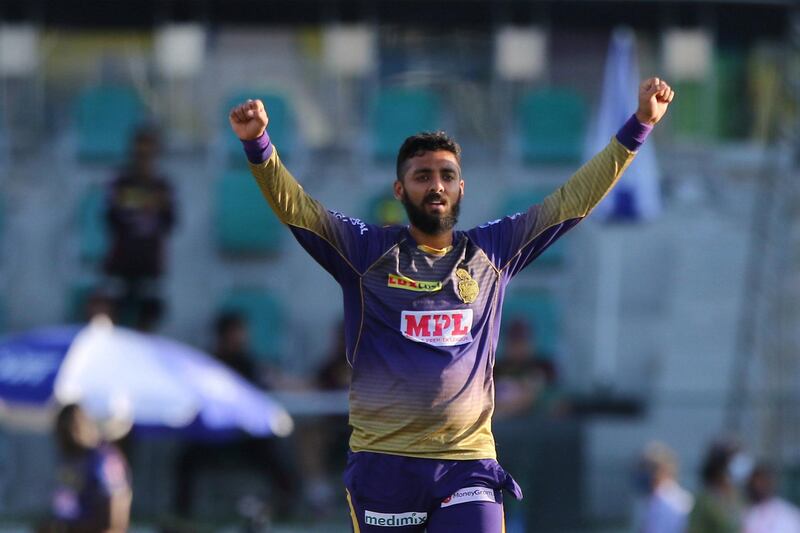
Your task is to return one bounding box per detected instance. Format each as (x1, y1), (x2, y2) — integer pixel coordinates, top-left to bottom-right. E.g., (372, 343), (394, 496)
(364, 510), (427, 527)
(387, 274), (442, 292)
(400, 309), (473, 346)
(441, 486), (496, 508)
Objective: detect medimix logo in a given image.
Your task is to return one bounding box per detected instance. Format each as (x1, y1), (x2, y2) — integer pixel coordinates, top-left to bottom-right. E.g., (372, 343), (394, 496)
(364, 510), (427, 527)
(400, 309), (473, 346)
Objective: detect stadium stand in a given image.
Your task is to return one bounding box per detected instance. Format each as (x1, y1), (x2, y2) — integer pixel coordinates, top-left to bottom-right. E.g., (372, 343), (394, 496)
(499, 288), (560, 361)
(518, 87), (587, 164)
(218, 287), (286, 363)
(214, 170), (283, 256)
(75, 85), (144, 163)
(77, 184), (108, 264)
(370, 87), (441, 161)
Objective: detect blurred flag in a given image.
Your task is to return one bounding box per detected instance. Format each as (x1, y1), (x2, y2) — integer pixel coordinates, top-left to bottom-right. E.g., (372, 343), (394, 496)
(586, 27), (662, 222)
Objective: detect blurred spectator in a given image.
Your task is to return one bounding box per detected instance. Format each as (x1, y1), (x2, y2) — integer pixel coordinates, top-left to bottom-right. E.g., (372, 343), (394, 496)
(213, 311), (259, 383)
(42, 404), (131, 533)
(81, 288), (117, 324)
(633, 441), (693, 533)
(172, 312), (296, 523)
(103, 126), (175, 331)
(743, 461), (800, 533)
(688, 440), (745, 533)
(494, 318), (560, 418)
(296, 320), (351, 516)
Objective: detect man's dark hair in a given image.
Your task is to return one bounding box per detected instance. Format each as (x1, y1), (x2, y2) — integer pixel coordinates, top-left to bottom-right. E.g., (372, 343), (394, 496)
(396, 131), (461, 181)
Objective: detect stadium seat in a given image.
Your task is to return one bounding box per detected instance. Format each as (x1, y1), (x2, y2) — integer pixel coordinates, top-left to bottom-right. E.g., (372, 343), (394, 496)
(224, 91), (296, 164)
(75, 86), (144, 163)
(499, 288), (560, 360)
(364, 191), (406, 226)
(518, 88), (587, 164)
(214, 170), (283, 256)
(370, 87), (441, 161)
(218, 288), (285, 363)
(65, 282), (95, 323)
(78, 185), (108, 264)
(500, 187), (566, 267)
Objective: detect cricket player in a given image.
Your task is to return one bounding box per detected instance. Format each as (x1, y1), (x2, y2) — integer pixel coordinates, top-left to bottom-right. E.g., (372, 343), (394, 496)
(229, 77), (674, 532)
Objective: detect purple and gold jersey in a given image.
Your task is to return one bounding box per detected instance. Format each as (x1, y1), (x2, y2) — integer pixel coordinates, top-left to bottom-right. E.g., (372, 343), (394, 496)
(245, 129), (638, 460)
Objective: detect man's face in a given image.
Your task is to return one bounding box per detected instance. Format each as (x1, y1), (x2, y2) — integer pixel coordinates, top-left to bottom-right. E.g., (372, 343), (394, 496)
(394, 150), (464, 236)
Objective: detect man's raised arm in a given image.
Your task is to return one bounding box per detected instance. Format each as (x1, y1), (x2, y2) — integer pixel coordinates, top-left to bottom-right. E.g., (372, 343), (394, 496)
(469, 77), (674, 275)
(534, 77), (674, 232)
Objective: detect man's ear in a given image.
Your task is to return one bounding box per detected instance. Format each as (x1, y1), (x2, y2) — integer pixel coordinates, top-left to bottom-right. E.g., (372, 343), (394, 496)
(393, 180), (404, 201)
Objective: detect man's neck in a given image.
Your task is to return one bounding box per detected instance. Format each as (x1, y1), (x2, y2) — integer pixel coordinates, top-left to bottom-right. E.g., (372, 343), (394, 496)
(409, 225), (453, 251)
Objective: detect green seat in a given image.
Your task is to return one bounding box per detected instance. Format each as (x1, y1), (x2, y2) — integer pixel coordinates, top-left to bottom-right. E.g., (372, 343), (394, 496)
(364, 192), (406, 226)
(78, 185), (108, 264)
(370, 87), (441, 161)
(671, 80), (712, 139)
(214, 170), (283, 256)
(219, 288), (285, 363)
(225, 91), (296, 165)
(66, 282), (95, 323)
(499, 289), (560, 360)
(518, 88), (587, 164)
(500, 187), (566, 267)
(672, 50), (748, 141)
(76, 86), (144, 163)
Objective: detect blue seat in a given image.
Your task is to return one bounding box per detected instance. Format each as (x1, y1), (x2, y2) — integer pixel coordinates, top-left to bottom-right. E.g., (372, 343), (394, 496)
(78, 185), (108, 264)
(370, 87), (441, 161)
(219, 288), (285, 363)
(518, 88), (587, 164)
(76, 86), (144, 163)
(214, 170), (283, 256)
(224, 91), (296, 164)
(499, 289), (560, 360)
(500, 187), (566, 267)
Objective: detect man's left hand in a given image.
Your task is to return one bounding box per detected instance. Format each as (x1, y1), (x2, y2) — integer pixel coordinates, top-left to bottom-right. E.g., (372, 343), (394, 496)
(635, 77), (674, 126)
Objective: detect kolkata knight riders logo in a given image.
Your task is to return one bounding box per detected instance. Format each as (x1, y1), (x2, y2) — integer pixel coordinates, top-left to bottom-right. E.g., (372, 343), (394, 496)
(455, 268), (479, 304)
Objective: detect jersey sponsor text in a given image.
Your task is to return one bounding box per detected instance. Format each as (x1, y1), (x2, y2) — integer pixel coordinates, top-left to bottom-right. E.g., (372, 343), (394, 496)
(401, 310), (473, 346)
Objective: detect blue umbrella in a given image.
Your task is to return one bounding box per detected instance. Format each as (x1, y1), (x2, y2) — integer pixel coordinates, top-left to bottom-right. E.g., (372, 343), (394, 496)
(0, 319), (293, 438)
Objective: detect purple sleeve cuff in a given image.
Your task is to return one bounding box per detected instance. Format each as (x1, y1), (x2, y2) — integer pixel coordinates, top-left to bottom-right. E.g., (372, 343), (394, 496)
(241, 131), (274, 164)
(615, 114), (653, 152)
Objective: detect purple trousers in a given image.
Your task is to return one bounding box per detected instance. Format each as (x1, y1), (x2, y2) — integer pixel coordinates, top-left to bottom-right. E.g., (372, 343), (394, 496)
(344, 451), (522, 532)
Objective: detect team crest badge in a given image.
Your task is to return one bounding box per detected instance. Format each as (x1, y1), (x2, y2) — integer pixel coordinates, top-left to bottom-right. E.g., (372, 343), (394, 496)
(455, 268), (479, 304)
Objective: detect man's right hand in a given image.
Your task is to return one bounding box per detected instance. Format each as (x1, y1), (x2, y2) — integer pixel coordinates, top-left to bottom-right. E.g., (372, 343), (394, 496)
(229, 99), (269, 141)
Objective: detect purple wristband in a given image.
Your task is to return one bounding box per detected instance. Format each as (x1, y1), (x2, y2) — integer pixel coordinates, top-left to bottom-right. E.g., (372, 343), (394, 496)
(241, 131), (274, 164)
(615, 114), (653, 152)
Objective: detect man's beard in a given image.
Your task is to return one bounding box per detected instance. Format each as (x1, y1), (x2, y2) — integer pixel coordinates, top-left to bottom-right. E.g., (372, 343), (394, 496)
(401, 190), (460, 236)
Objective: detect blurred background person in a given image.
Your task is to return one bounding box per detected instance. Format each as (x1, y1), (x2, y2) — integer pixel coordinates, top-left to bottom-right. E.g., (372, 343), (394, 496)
(688, 440), (744, 533)
(43, 404), (131, 533)
(103, 126), (175, 332)
(172, 311), (296, 524)
(494, 318), (562, 418)
(743, 461), (800, 533)
(632, 441), (693, 533)
(295, 320), (351, 516)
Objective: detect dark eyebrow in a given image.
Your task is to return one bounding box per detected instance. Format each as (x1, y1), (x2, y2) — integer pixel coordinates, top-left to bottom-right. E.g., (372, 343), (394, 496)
(412, 164), (460, 175)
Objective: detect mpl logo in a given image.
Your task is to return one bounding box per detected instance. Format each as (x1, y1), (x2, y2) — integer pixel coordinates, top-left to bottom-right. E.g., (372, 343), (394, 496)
(400, 309), (473, 346)
(364, 510), (427, 527)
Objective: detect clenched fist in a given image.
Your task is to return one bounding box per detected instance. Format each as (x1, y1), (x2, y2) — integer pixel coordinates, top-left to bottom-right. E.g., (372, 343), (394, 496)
(635, 77), (675, 126)
(229, 99), (269, 141)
